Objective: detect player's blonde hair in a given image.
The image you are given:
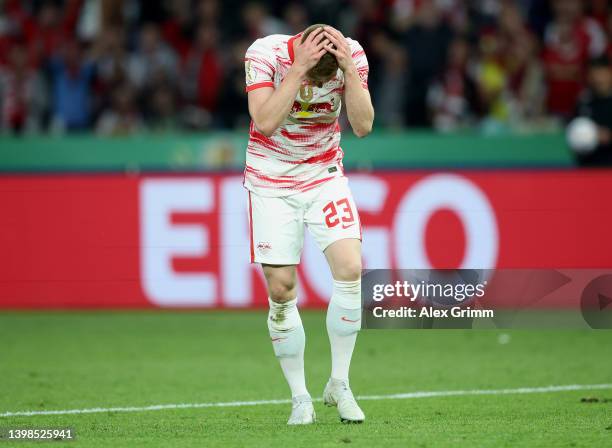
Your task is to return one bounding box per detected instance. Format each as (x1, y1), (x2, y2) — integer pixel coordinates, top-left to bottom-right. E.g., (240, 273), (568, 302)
(301, 24), (339, 83)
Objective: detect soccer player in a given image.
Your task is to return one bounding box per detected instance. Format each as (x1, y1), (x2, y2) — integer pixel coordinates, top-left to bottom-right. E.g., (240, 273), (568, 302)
(244, 24), (374, 424)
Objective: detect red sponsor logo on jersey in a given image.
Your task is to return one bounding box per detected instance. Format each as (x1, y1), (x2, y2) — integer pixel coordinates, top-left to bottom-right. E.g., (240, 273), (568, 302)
(290, 101), (335, 114)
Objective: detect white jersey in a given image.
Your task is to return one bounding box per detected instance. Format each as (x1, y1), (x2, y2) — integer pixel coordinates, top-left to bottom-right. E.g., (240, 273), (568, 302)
(244, 33), (369, 197)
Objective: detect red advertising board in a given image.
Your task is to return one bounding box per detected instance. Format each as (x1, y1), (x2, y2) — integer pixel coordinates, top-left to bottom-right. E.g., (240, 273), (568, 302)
(1, 171), (611, 309)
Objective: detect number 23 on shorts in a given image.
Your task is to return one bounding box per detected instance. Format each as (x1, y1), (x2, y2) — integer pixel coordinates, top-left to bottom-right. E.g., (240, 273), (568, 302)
(323, 198), (355, 229)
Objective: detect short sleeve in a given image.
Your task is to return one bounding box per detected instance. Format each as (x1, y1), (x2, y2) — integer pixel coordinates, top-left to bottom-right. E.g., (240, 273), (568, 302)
(349, 39), (369, 89)
(244, 39), (276, 92)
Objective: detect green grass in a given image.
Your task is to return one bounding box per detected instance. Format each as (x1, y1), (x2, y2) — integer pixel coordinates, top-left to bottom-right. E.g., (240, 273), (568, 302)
(1, 311), (611, 447)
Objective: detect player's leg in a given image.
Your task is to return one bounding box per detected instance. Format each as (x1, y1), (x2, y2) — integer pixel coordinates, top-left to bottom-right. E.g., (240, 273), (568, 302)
(324, 237), (362, 384)
(322, 238), (365, 423)
(248, 192), (314, 424)
(262, 264), (309, 400)
(304, 178), (365, 423)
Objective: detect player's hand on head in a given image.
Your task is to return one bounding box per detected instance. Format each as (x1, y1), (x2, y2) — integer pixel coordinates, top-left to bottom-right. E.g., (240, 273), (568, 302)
(293, 27), (330, 75)
(322, 26), (355, 72)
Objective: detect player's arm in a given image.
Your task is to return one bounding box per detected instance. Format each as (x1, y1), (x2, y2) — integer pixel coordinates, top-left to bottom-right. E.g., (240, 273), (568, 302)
(323, 27), (374, 138)
(248, 29), (330, 137)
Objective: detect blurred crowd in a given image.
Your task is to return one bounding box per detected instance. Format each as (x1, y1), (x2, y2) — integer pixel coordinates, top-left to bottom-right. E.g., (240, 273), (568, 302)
(0, 0), (611, 136)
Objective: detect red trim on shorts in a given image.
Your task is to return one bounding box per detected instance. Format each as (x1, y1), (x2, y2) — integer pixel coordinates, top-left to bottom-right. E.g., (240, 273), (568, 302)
(248, 191), (255, 263)
(245, 82), (274, 92)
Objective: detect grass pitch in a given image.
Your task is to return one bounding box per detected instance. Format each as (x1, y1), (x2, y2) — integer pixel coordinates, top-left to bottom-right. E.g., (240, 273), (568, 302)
(1, 311), (611, 447)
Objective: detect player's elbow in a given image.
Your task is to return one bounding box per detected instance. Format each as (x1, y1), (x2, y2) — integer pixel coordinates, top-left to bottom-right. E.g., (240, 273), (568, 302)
(259, 127), (276, 137)
(353, 123), (372, 138)
(249, 109), (277, 137)
(254, 120), (276, 137)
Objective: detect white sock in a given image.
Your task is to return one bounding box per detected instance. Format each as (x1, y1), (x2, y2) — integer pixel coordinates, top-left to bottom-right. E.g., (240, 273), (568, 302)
(268, 298), (309, 397)
(326, 279), (361, 383)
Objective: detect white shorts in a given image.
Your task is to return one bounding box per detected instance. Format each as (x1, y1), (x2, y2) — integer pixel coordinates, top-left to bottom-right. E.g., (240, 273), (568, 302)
(247, 177), (361, 264)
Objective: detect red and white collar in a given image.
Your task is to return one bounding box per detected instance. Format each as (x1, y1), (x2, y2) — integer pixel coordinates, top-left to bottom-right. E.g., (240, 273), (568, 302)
(287, 33), (302, 62)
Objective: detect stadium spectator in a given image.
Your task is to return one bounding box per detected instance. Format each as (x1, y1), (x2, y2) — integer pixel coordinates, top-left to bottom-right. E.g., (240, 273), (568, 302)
(505, 32), (546, 126)
(588, 0), (610, 29)
(128, 23), (178, 90)
(542, 0), (607, 119)
(283, 2), (309, 36)
(241, 2), (288, 39)
(391, 0), (467, 34)
(96, 81), (142, 136)
(76, 0), (103, 42)
(48, 39), (95, 131)
(575, 56), (612, 165)
(572, 0), (607, 58)
(427, 36), (478, 132)
(400, 0), (453, 126)
(347, 0), (389, 87)
(26, 0), (82, 68)
(498, 3), (546, 126)
(145, 82), (179, 132)
(0, 42), (46, 134)
(93, 26), (129, 93)
(543, 18), (587, 118)
(605, 10), (612, 61)
(0, 3), (18, 67)
(197, 0), (222, 26)
(473, 28), (510, 131)
(372, 31), (408, 128)
(216, 39), (250, 129)
(181, 24), (222, 121)
(162, 0), (195, 61)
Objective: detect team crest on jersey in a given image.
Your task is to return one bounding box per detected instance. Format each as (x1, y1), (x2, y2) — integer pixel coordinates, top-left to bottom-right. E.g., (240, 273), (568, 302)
(296, 85), (314, 117)
(299, 85), (313, 102)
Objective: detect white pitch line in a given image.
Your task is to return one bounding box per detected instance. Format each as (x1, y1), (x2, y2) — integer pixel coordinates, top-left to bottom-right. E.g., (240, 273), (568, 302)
(1, 383), (611, 418)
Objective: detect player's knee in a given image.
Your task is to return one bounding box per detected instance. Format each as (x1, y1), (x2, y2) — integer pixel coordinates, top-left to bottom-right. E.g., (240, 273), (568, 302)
(333, 259), (362, 282)
(267, 277), (297, 303)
